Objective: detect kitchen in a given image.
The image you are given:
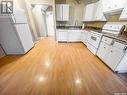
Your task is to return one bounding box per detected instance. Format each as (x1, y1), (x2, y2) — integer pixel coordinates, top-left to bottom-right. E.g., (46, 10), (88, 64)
(56, 0), (127, 73)
(0, 0), (127, 95)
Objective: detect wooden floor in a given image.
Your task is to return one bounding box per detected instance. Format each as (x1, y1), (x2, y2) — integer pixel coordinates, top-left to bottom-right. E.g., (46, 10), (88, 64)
(0, 37), (127, 95)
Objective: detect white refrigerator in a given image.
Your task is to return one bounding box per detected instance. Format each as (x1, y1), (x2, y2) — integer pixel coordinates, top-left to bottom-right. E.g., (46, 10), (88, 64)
(0, 9), (34, 55)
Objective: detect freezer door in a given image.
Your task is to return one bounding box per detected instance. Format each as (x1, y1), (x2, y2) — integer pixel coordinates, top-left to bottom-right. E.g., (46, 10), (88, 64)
(15, 24), (34, 53)
(13, 9), (28, 23)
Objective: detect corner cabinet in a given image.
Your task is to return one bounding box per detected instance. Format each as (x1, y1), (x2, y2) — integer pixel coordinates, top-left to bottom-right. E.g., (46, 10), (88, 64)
(55, 4), (69, 21)
(83, 3), (96, 21)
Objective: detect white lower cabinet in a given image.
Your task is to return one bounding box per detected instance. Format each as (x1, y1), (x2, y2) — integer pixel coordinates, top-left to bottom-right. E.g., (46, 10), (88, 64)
(56, 30), (68, 42)
(57, 30), (82, 42)
(97, 36), (126, 71)
(116, 53), (127, 73)
(104, 46), (125, 70)
(68, 30), (81, 42)
(81, 31), (88, 44)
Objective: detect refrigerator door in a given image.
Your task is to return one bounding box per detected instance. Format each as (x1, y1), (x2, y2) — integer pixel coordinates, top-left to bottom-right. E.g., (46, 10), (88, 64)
(13, 9), (28, 24)
(0, 17), (24, 54)
(15, 24), (34, 53)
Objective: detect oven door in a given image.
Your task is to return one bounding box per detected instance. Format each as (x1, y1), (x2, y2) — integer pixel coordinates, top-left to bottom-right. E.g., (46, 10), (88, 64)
(87, 32), (102, 48)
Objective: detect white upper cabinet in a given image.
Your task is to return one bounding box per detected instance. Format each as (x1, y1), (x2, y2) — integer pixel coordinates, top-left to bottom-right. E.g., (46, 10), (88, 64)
(62, 5), (69, 21)
(83, 3), (96, 21)
(119, 2), (127, 20)
(56, 4), (63, 21)
(56, 4), (69, 21)
(93, 1), (106, 21)
(102, 0), (127, 14)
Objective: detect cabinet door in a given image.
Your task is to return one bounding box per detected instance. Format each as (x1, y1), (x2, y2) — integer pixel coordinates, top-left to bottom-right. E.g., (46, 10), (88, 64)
(97, 42), (110, 60)
(62, 5), (69, 21)
(81, 31), (88, 44)
(83, 3), (95, 21)
(119, 2), (127, 20)
(94, 1), (106, 21)
(56, 4), (63, 21)
(15, 24), (34, 53)
(113, 0), (127, 11)
(102, 0), (127, 13)
(104, 47), (125, 70)
(102, 0), (113, 13)
(57, 31), (68, 42)
(68, 30), (81, 42)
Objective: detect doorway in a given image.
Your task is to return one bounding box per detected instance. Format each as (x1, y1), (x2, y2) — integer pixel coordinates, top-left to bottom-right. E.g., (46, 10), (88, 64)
(32, 5), (55, 39)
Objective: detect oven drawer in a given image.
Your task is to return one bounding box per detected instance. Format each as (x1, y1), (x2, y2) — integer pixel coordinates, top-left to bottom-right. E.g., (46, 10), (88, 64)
(102, 36), (113, 44)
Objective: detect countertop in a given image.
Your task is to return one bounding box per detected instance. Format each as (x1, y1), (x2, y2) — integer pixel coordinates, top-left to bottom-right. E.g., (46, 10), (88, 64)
(84, 28), (127, 44)
(102, 32), (127, 44)
(56, 26), (127, 44)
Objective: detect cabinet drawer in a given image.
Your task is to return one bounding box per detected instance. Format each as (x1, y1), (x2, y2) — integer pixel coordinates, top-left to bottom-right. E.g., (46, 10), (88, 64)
(102, 36), (113, 44)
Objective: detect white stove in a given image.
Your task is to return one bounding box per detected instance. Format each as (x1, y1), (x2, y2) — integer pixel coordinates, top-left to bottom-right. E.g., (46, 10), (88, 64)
(86, 24), (125, 55)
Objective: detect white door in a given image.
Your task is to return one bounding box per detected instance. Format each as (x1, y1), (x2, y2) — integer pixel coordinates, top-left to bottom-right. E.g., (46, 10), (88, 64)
(15, 24), (34, 53)
(46, 12), (55, 36)
(56, 4), (63, 21)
